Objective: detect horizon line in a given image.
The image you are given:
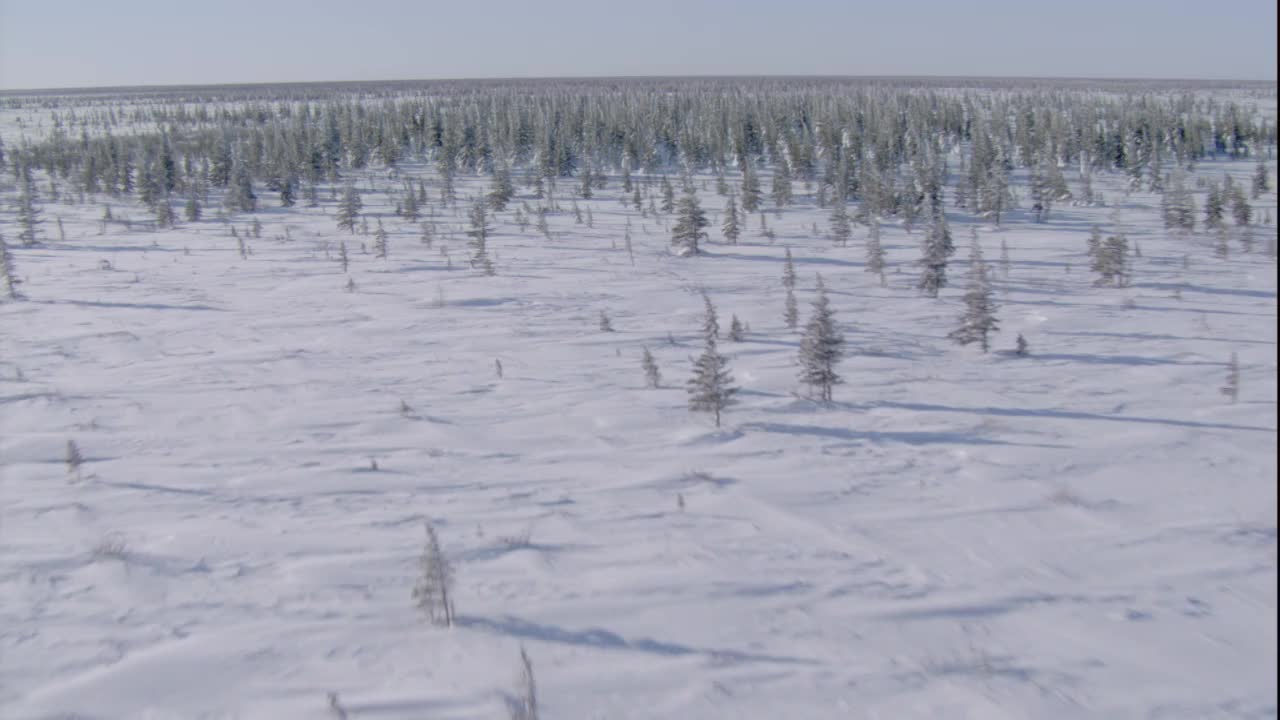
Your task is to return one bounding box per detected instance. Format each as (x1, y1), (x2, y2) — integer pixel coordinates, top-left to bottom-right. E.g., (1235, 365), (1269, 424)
(1, 71), (1276, 95)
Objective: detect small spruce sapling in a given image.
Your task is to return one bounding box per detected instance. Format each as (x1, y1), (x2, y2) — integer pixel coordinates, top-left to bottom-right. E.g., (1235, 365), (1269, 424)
(411, 522), (455, 626)
(1221, 352), (1239, 403)
(641, 347), (661, 388)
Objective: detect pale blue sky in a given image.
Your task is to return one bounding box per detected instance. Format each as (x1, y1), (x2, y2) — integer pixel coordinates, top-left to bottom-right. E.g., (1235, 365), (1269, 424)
(0, 0), (1275, 89)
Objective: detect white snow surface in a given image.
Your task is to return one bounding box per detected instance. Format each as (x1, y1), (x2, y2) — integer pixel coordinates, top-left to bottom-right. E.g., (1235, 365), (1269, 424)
(2, 153), (1277, 718)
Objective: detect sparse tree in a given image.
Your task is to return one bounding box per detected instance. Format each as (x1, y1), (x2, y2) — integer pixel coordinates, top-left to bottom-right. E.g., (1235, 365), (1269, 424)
(917, 213), (950, 297)
(797, 274), (845, 402)
(728, 314), (745, 342)
(865, 219), (886, 277)
(65, 439), (84, 480)
(641, 347), (661, 388)
(411, 522), (455, 627)
(687, 297), (736, 427)
(783, 288), (799, 331)
(373, 218), (389, 259)
(0, 235), (22, 300)
(722, 195), (740, 244)
(948, 237), (999, 352)
(671, 186), (709, 256)
(1014, 333), (1029, 356)
(1221, 352), (1239, 403)
(336, 185), (362, 234)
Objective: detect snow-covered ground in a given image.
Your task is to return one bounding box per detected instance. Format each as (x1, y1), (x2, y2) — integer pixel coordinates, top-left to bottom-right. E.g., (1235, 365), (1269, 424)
(1, 118), (1277, 717)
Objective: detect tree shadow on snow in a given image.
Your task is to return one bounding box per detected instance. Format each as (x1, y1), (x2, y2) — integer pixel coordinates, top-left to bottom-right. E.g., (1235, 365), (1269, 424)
(456, 614), (818, 666)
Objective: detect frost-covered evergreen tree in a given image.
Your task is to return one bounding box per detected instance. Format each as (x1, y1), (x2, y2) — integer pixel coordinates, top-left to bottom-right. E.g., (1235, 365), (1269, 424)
(1229, 184), (1252, 226)
(641, 347), (661, 388)
(671, 186), (709, 256)
(771, 162), (793, 208)
(0, 235), (21, 300)
(16, 175), (43, 246)
(728, 314), (745, 342)
(184, 194), (202, 222)
(467, 201), (495, 274)
(660, 176), (676, 213)
(1014, 333), (1029, 356)
(402, 185), (421, 220)
(598, 309), (614, 332)
(338, 241), (349, 272)
(783, 288), (799, 331)
(1204, 182), (1226, 230)
(917, 213), (950, 297)
(740, 164), (762, 213)
(722, 195), (740, 244)
(1220, 352), (1239, 403)
(155, 199), (176, 228)
(865, 218), (886, 277)
(1252, 160), (1270, 199)
(687, 304), (737, 427)
(947, 238), (999, 352)
(373, 218), (389, 259)
(797, 274), (844, 402)
(1086, 225), (1104, 274)
(828, 198), (851, 247)
(411, 522), (455, 626)
(1094, 234), (1131, 287)
(336, 185), (362, 234)
(782, 247), (797, 290)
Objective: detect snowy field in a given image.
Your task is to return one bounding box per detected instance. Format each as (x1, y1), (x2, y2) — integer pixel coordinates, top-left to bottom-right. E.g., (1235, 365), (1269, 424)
(1, 89), (1277, 719)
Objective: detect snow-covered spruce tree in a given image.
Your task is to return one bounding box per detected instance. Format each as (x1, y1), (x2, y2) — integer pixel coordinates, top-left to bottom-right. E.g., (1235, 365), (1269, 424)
(0, 235), (22, 300)
(373, 218), (389, 259)
(467, 201), (495, 275)
(1221, 352), (1239, 403)
(155, 199), (176, 229)
(65, 439), (84, 481)
(783, 288), (799, 331)
(688, 297), (736, 427)
(828, 197), (851, 247)
(1204, 182), (1225, 231)
(1229, 184), (1252, 226)
(411, 522), (455, 627)
(402, 184), (421, 221)
(797, 274), (845, 402)
(771, 163), (792, 209)
(338, 241), (349, 273)
(1252, 160), (1270, 199)
(671, 186), (709, 257)
(641, 347), (661, 388)
(336, 185), (362, 234)
(17, 174), (43, 246)
(598, 310), (614, 332)
(700, 292), (720, 340)
(1094, 234), (1131, 287)
(865, 218), (886, 277)
(917, 213), (950, 298)
(782, 247), (797, 290)
(740, 164), (762, 213)
(947, 237), (999, 353)
(489, 162), (515, 211)
(184, 194), (201, 222)
(1087, 225), (1104, 274)
(722, 195), (740, 244)
(660, 176), (676, 213)
(728, 314), (744, 342)
(1014, 333), (1029, 357)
